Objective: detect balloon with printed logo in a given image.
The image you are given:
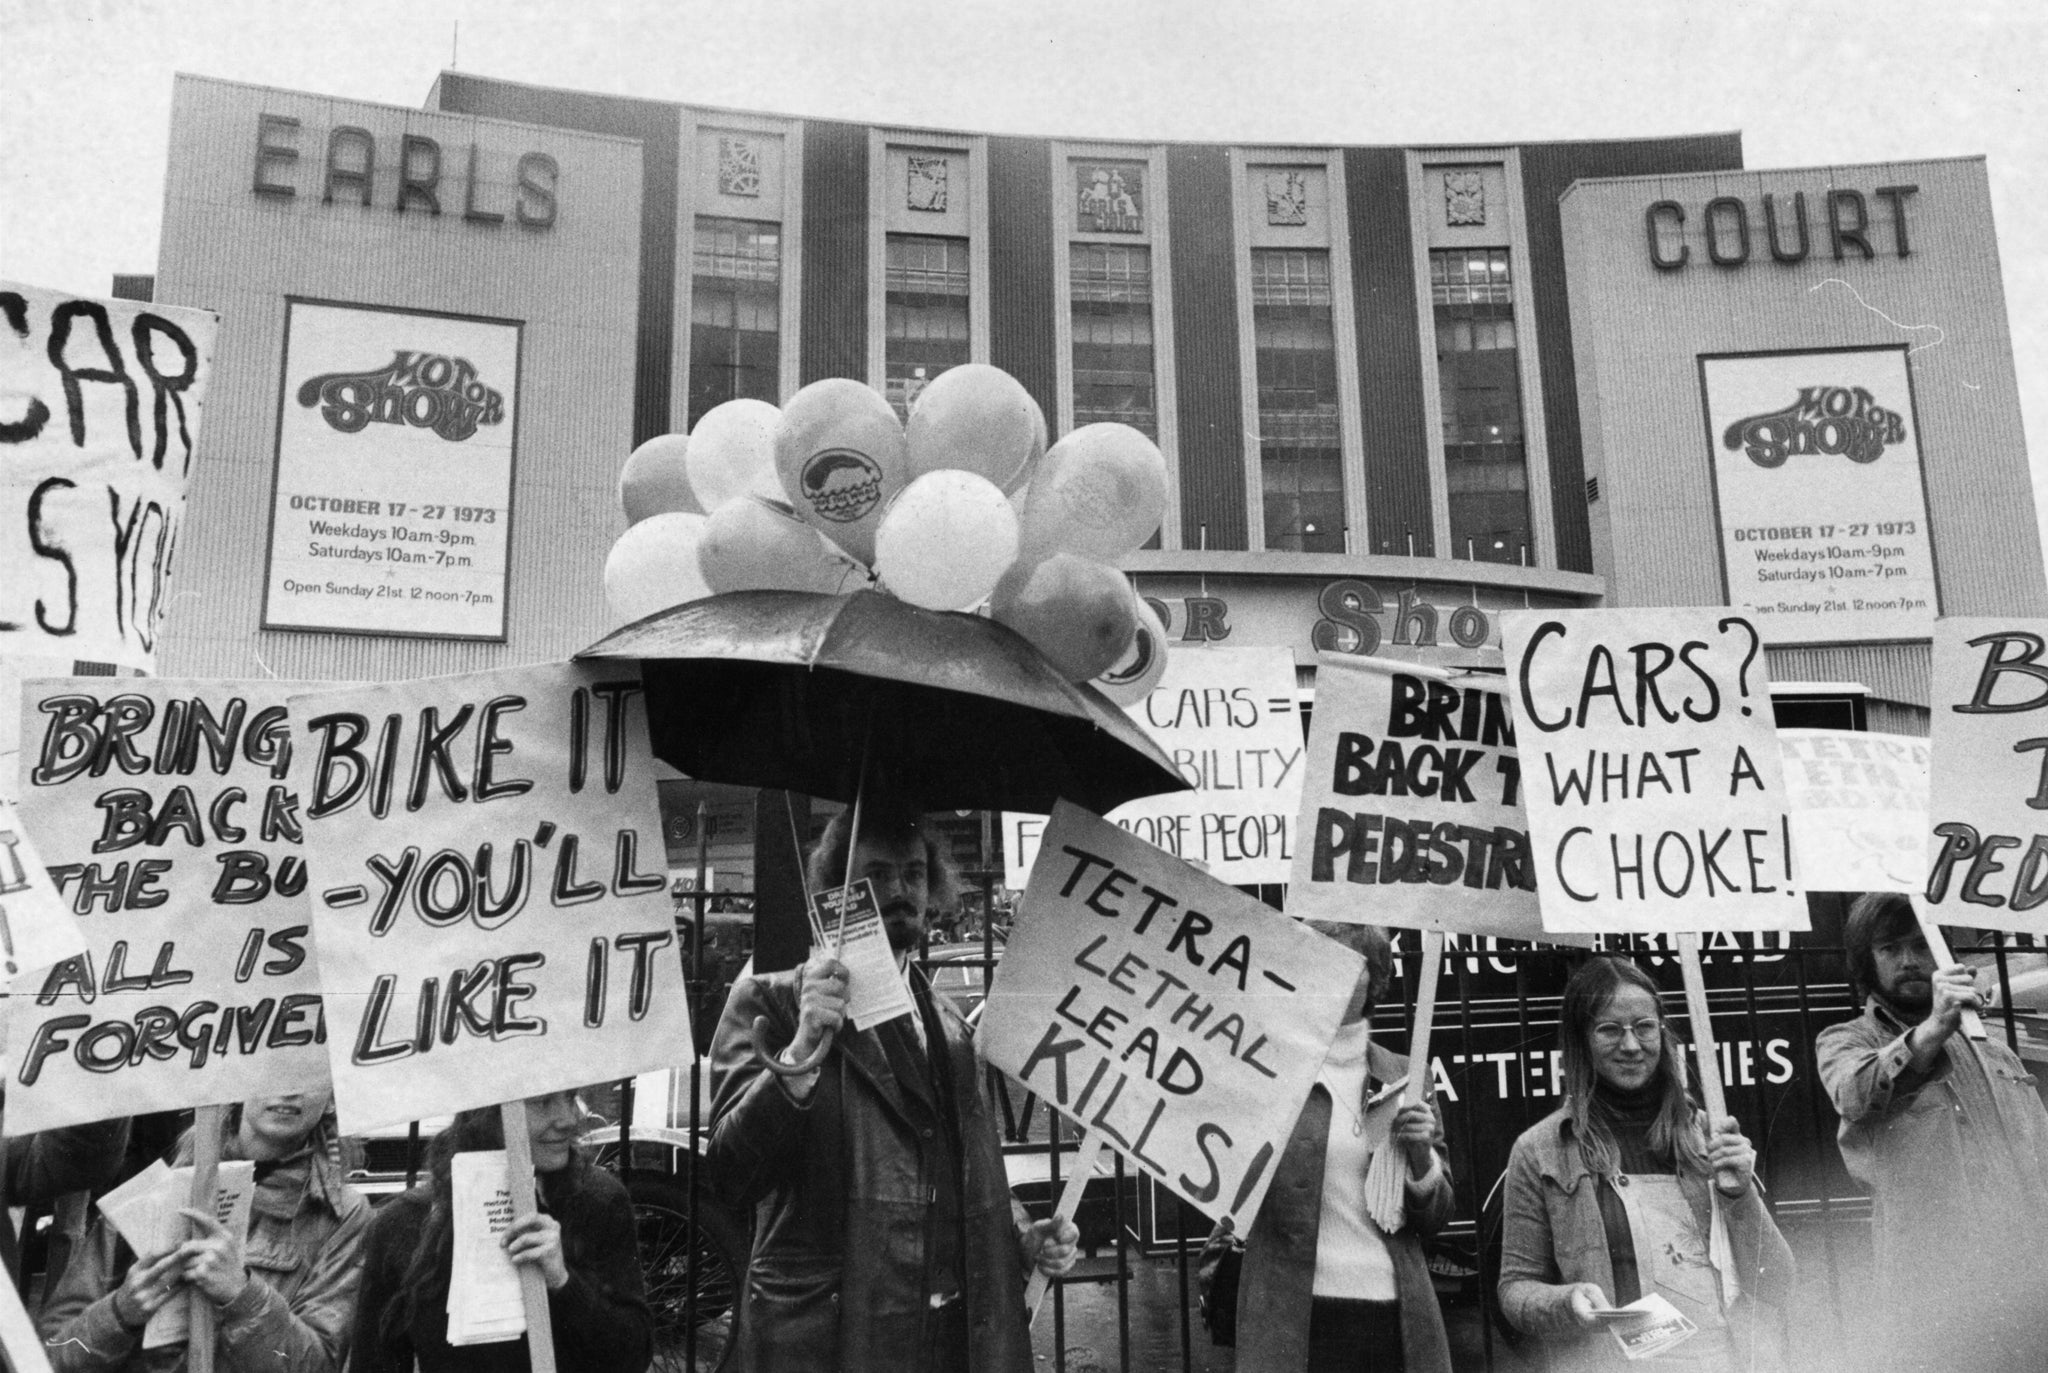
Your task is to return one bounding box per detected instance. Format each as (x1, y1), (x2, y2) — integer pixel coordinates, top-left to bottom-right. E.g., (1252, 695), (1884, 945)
(904, 364), (1046, 493)
(604, 512), (712, 627)
(989, 552), (1138, 683)
(776, 378), (910, 567)
(619, 432), (703, 523)
(699, 495), (868, 596)
(1017, 423), (1168, 564)
(1095, 592), (1170, 705)
(686, 399), (784, 511)
(873, 470), (1020, 611)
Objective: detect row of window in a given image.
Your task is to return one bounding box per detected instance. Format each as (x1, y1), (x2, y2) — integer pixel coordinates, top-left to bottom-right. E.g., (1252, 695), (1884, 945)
(688, 217), (1532, 566)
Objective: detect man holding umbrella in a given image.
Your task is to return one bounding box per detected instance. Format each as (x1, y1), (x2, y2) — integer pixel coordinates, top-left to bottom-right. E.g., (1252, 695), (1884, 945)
(707, 799), (1079, 1373)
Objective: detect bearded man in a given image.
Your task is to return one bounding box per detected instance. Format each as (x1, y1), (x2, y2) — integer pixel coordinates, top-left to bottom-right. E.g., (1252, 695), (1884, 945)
(708, 800), (1077, 1373)
(1816, 891), (2048, 1373)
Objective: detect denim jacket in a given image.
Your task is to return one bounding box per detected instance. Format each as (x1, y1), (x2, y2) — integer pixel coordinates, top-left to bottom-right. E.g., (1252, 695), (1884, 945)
(1496, 1104), (1794, 1368)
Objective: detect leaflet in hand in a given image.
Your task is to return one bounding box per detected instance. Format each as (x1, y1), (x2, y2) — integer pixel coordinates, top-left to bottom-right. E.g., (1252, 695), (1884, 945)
(1609, 1292), (1700, 1361)
(96, 1159), (256, 1349)
(447, 1150), (526, 1345)
(810, 880), (914, 1030)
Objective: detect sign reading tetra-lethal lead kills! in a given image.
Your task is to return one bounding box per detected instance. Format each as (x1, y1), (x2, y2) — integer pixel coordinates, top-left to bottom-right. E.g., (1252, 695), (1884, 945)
(1925, 618), (2048, 933)
(1, 284), (218, 672)
(1287, 657), (1546, 938)
(294, 662), (691, 1132)
(1502, 609), (1806, 935)
(7, 680), (325, 1134)
(980, 802), (1360, 1230)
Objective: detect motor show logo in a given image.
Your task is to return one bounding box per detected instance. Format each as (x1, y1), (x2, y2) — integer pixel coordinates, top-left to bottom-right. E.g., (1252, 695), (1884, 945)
(297, 351), (506, 443)
(799, 449), (884, 522)
(1722, 384), (1905, 469)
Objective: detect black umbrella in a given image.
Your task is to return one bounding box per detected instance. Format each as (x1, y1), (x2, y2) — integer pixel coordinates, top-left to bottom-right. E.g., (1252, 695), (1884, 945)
(578, 588), (1189, 1073)
(577, 589), (1187, 815)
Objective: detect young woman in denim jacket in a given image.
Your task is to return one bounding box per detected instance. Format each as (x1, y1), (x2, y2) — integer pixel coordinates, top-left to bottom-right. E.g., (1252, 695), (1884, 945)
(1497, 958), (1794, 1371)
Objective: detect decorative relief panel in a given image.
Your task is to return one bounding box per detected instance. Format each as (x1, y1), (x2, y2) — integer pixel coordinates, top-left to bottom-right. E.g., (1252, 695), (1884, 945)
(717, 136), (762, 198)
(1264, 170), (1309, 226)
(1075, 163), (1144, 233)
(907, 155), (950, 212)
(1444, 169), (1486, 226)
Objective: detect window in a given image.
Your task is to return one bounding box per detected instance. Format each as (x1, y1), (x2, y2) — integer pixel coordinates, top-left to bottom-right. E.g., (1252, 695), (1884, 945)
(1252, 248), (1343, 553)
(1069, 243), (1156, 435)
(884, 234), (970, 419)
(688, 217), (780, 428)
(1432, 247), (1531, 565)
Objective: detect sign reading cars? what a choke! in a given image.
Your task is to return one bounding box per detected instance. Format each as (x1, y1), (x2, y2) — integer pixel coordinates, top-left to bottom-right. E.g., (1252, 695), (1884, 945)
(7, 679), (325, 1134)
(1501, 608), (1806, 936)
(294, 661), (692, 1133)
(980, 801), (1359, 1231)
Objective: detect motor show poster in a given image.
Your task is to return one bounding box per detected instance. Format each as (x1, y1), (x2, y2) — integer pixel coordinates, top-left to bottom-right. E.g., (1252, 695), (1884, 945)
(1925, 617), (2048, 936)
(263, 300), (519, 641)
(982, 802), (1359, 1232)
(1004, 647), (1304, 887)
(1, 283), (219, 673)
(6, 679), (327, 1134)
(1501, 608), (1808, 936)
(293, 661), (693, 1133)
(1700, 346), (1936, 646)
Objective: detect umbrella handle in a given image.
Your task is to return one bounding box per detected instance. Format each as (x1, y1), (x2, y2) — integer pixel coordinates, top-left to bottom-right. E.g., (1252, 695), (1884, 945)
(750, 1015), (833, 1076)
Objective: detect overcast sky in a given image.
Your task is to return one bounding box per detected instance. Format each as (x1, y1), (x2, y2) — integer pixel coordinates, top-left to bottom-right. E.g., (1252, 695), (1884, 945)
(7, 0), (2045, 549)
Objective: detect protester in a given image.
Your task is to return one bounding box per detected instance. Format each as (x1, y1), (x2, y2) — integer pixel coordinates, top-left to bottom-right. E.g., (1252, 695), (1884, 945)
(707, 799), (1079, 1373)
(350, 1089), (652, 1373)
(1816, 892), (2048, 1372)
(1498, 957), (1794, 1370)
(1227, 922), (1455, 1373)
(0, 1109), (131, 1289)
(39, 1089), (366, 1373)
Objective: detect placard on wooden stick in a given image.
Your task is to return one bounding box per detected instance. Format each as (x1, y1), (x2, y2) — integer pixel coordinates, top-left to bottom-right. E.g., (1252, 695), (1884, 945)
(500, 1100), (558, 1373)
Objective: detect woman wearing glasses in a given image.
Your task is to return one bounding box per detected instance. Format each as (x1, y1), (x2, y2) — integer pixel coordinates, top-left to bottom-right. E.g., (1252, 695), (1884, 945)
(1497, 958), (1794, 1370)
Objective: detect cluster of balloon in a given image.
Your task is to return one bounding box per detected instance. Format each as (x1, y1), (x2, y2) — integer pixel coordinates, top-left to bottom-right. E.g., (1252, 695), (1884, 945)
(604, 364), (1170, 697)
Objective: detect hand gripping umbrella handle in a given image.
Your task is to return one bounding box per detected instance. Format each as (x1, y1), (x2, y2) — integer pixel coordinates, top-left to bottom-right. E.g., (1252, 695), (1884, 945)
(750, 1016), (834, 1076)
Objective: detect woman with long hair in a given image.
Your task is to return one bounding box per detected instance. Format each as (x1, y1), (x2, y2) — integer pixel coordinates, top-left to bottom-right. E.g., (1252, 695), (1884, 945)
(1497, 957), (1794, 1370)
(39, 1088), (369, 1373)
(350, 1089), (652, 1373)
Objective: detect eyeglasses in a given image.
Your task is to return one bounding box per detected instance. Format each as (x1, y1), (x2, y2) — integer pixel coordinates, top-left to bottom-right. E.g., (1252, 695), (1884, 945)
(1591, 1018), (1663, 1048)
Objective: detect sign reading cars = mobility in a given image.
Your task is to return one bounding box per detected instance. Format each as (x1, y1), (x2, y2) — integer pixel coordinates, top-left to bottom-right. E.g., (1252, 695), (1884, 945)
(263, 299), (520, 642)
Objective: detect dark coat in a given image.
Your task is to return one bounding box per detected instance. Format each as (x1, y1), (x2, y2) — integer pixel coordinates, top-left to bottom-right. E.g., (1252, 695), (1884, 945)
(707, 967), (1032, 1373)
(1233, 1041), (1455, 1373)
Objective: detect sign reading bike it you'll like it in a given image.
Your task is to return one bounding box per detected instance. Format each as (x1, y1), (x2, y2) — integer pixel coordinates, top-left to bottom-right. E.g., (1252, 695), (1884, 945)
(293, 661), (691, 1133)
(1502, 609), (1806, 936)
(981, 802), (1359, 1231)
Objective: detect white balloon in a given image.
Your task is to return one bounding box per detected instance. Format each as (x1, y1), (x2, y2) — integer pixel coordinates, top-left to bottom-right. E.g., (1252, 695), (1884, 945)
(686, 399), (784, 511)
(1018, 423), (1168, 563)
(874, 470), (1020, 611)
(775, 378), (910, 567)
(1096, 593), (1170, 704)
(618, 432), (701, 522)
(604, 512), (712, 627)
(699, 495), (868, 595)
(903, 364), (1046, 492)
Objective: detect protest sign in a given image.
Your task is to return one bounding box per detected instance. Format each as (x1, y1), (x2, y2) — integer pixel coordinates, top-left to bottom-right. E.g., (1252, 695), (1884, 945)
(1006, 647), (1305, 887)
(295, 661), (692, 1132)
(1779, 729), (1928, 893)
(1924, 616), (2048, 933)
(1, 284), (218, 672)
(6, 679), (327, 1134)
(1501, 609), (1806, 935)
(980, 801), (1359, 1229)
(1287, 656), (1552, 939)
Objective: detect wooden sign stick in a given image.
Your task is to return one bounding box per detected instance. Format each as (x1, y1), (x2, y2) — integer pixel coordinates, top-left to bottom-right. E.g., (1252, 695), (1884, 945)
(1675, 934), (1743, 1195)
(1025, 1128), (1107, 1323)
(1364, 929), (1446, 1233)
(185, 1103), (226, 1373)
(500, 1101), (559, 1373)
(1913, 907), (1988, 1041)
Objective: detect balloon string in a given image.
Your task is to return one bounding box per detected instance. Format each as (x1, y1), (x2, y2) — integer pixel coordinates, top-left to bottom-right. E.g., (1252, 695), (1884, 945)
(785, 794), (826, 947)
